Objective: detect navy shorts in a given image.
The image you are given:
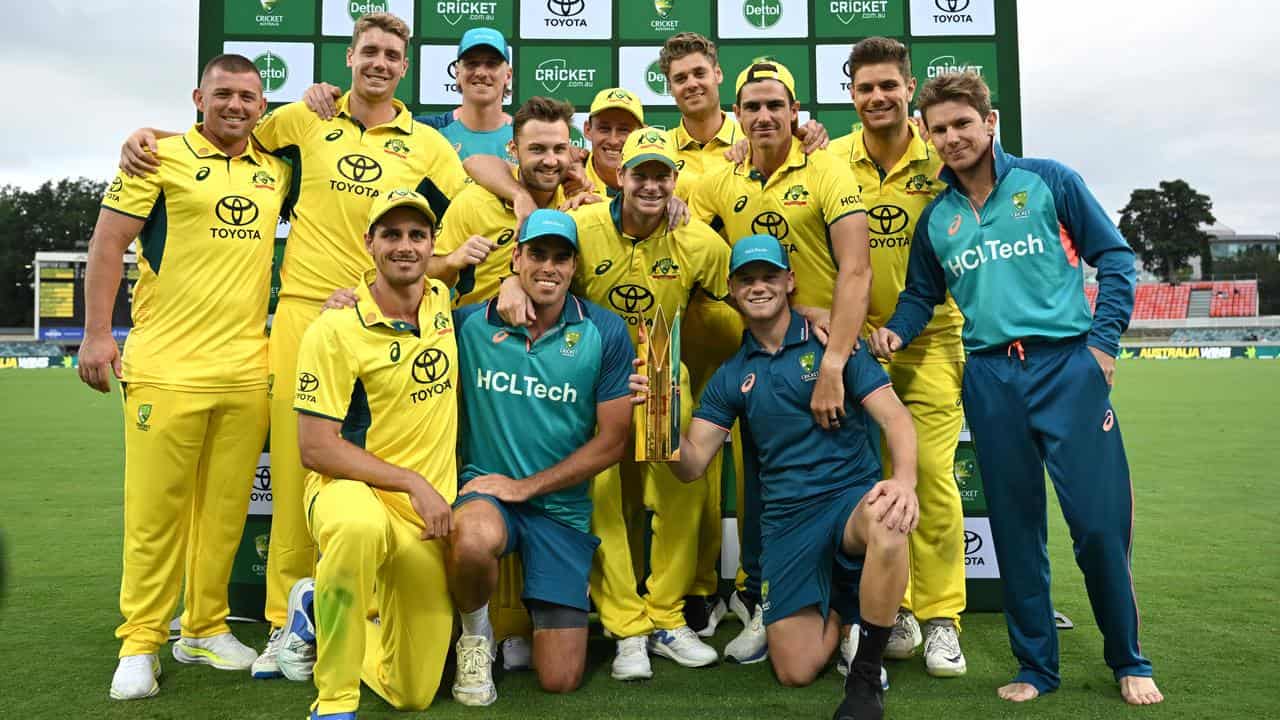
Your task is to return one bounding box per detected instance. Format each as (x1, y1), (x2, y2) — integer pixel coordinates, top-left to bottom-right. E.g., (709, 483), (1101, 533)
(456, 492), (600, 612)
(759, 484), (870, 625)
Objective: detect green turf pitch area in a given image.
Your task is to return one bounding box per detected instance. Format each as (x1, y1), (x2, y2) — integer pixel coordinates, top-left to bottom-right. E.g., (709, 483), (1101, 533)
(1, 362), (1277, 719)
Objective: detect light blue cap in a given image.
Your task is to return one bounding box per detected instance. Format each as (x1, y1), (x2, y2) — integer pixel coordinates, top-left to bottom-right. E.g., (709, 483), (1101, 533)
(458, 27), (509, 61)
(519, 209), (578, 250)
(730, 234), (790, 273)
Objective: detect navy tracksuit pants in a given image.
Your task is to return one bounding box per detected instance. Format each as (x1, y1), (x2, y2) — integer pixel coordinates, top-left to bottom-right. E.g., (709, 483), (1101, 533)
(963, 335), (1153, 692)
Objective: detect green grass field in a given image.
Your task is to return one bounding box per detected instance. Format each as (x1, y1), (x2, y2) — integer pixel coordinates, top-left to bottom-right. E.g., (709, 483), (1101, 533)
(2, 362), (1277, 719)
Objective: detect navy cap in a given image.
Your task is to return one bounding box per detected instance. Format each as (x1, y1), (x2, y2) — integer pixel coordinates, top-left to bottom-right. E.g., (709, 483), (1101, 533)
(519, 209), (578, 250)
(458, 27), (509, 61)
(730, 234), (790, 273)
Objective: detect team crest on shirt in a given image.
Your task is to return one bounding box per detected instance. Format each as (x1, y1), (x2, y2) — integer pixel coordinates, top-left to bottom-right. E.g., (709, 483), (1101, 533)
(136, 404), (153, 431)
(1011, 190), (1030, 219)
(383, 138), (411, 159)
(649, 257), (680, 279)
(252, 170), (276, 190)
(799, 352), (819, 381)
(561, 330), (581, 357)
(434, 312), (453, 335)
(782, 184), (810, 207)
(905, 174), (934, 195)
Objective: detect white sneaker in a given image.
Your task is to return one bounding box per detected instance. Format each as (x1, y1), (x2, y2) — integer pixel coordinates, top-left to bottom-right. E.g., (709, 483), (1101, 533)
(501, 635), (533, 671)
(278, 577), (317, 682)
(884, 610), (922, 660)
(837, 625), (890, 690)
(611, 635), (653, 680)
(923, 622), (967, 677)
(697, 597), (729, 638)
(251, 627), (285, 679)
(728, 590), (752, 626)
(452, 635), (497, 706)
(109, 654), (160, 700)
(723, 605), (767, 664)
(649, 626), (718, 667)
(172, 632), (259, 670)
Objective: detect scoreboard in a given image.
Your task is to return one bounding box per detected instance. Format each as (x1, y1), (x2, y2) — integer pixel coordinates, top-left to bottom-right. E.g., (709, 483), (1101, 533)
(33, 252), (136, 343)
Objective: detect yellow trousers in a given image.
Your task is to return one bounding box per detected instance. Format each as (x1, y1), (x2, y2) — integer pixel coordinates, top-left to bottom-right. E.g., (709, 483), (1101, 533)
(117, 384), (268, 656)
(264, 298), (324, 627)
(306, 478), (453, 714)
(589, 365), (698, 635)
(883, 361), (967, 625)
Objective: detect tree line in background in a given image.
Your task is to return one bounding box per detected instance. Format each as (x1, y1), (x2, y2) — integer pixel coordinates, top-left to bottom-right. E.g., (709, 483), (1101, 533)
(0, 177), (1277, 328)
(0, 179), (105, 328)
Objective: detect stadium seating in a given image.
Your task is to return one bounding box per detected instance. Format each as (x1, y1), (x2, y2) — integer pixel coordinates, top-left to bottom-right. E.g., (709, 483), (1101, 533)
(1083, 280), (1259, 320)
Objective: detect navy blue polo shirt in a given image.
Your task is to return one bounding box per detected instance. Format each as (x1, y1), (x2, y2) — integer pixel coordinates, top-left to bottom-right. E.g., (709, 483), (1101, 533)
(694, 310), (892, 507)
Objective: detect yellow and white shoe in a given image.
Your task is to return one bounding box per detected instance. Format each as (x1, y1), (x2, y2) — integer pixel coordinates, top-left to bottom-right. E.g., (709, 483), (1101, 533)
(172, 632), (259, 671)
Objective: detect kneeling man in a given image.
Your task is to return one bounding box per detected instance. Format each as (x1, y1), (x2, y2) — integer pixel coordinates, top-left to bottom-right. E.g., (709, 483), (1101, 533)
(447, 209), (635, 704)
(662, 235), (918, 720)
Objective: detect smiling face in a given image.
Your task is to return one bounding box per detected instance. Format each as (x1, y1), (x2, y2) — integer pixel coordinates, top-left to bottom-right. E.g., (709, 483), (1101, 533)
(734, 80), (797, 155)
(365, 206), (434, 288)
(194, 68), (265, 146)
(923, 99), (996, 175)
(513, 236), (576, 308)
(347, 26), (408, 101)
(851, 61), (915, 134)
(620, 159), (676, 221)
(514, 118), (571, 196)
(457, 46), (510, 105)
(666, 52), (723, 120)
(584, 109), (641, 175)
(729, 262), (794, 324)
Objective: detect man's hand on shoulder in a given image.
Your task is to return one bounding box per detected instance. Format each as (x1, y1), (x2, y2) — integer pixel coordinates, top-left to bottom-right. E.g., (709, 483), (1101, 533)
(302, 82), (343, 120)
(795, 119), (830, 154)
(120, 129), (161, 177)
(449, 236), (496, 271)
(322, 287), (358, 311)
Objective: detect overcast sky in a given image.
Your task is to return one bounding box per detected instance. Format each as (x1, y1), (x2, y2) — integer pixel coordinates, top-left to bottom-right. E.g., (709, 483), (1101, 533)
(5, 0), (1277, 232)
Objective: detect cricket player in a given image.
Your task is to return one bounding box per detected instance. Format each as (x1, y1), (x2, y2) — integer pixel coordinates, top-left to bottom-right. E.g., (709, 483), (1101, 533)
(687, 59), (871, 663)
(80, 54), (292, 700)
(447, 209), (635, 704)
(284, 189), (458, 718)
(653, 234), (916, 720)
(306, 27), (514, 161)
(496, 128), (728, 679)
(869, 71), (1162, 706)
(826, 37), (967, 676)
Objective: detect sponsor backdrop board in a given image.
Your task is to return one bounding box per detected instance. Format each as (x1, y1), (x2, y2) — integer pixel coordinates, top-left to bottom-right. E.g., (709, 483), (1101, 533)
(199, 0), (1022, 614)
(201, 0), (1022, 153)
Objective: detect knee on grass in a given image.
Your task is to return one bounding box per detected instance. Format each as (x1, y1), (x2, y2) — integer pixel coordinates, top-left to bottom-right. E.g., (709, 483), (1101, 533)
(771, 657), (822, 688)
(537, 665), (583, 694)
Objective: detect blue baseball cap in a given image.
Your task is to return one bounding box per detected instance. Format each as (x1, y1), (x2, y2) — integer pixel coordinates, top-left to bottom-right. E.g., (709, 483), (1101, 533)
(458, 27), (509, 61)
(519, 209), (578, 251)
(730, 234), (790, 273)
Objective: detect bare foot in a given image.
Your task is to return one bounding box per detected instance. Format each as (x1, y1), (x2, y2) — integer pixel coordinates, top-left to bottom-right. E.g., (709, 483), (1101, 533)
(997, 682), (1040, 702)
(1120, 675), (1164, 705)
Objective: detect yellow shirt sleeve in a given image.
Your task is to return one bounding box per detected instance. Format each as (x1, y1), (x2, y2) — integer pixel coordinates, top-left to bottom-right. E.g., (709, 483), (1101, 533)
(252, 101), (313, 153)
(101, 169), (161, 220)
(434, 188), (476, 257)
(813, 151), (865, 225)
(414, 124), (469, 218)
(686, 171), (721, 228)
(696, 227), (731, 300)
(293, 316), (357, 422)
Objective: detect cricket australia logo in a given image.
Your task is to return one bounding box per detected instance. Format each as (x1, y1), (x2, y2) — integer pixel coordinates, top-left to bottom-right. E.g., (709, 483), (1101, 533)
(383, 138), (410, 158)
(252, 170), (276, 189)
(1011, 190), (1030, 219)
(782, 184), (809, 206)
(905, 173), (933, 195)
(799, 351), (818, 381)
(650, 257), (679, 279)
(136, 403), (153, 431)
(562, 330), (581, 357)
(434, 311), (452, 334)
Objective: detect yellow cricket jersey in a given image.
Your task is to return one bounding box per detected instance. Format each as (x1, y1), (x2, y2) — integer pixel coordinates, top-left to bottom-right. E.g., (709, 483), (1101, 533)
(827, 125), (965, 364)
(670, 113), (741, 190)
(688, 138), (865, 309)
(293, 273), (459, 527)
(570, 197), (730, 349)
(101, 125), (291, 391)
(252, 93), (468, 304)
(585, 151), (696, 201)
(434, 168), (565, 307)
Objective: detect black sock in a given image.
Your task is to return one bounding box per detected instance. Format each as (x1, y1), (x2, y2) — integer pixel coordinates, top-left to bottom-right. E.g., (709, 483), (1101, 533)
(848, 620), (891, 690)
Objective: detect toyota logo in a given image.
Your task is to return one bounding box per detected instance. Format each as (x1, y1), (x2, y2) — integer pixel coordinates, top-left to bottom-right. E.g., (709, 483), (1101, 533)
(963, 530), (982, 555)
(337, 154), (383, 183)
(547, 0), (584, 17)
(608, 284), (655, 314)
(935, 0), (970, 12)
(412, 348), (450, 384)
(447, 59), (458, 79)
(842, 60), (851, 79)
(253, 466), (271, 492)
(868, 204), (909, 235)
(109, 177), (124, 192)
(298, 372), (319, 393)
(215, 195), (260, 226)
(750, 211), (790, 241)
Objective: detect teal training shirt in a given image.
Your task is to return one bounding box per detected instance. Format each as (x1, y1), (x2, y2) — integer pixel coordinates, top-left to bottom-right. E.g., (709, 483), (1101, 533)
(454, 295), (633, 532)
(418, 109), (514, 161)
